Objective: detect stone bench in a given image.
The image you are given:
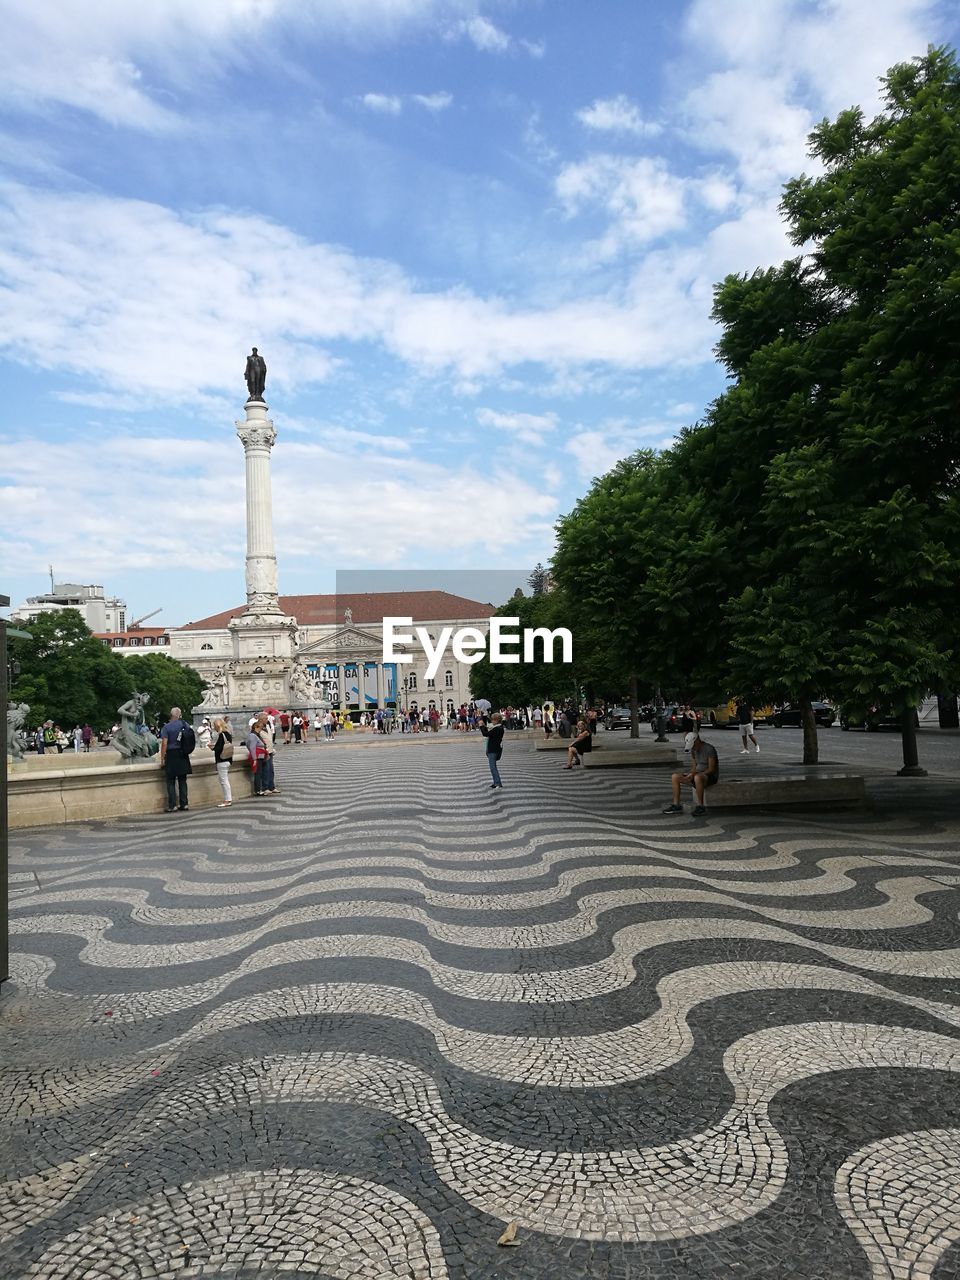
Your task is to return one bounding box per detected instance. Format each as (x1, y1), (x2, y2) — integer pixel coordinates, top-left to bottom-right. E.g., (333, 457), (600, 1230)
(704, 774), (866, 810)
(584, 745), (678, 768)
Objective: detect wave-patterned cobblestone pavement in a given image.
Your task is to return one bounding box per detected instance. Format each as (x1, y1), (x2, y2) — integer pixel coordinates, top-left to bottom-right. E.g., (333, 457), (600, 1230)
(3, 737), (960, 1279)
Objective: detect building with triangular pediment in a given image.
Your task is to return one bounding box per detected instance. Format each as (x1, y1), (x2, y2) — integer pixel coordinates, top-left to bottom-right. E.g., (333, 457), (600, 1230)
(172, 591), (496, 718)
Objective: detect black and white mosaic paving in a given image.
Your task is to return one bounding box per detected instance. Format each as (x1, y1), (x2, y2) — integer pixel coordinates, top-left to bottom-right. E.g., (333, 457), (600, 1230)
(3, 736), (960, 1279)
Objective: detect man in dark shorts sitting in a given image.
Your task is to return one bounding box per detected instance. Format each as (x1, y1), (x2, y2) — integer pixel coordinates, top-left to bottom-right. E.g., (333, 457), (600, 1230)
(663, 726), (719, 816)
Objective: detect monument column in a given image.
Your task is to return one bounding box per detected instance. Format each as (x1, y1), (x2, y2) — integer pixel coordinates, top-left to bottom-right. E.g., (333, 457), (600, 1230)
(235, 400), (281, 614)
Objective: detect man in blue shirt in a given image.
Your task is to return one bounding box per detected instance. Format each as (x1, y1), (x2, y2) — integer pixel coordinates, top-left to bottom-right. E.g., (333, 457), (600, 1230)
(158, 706), (191, 812)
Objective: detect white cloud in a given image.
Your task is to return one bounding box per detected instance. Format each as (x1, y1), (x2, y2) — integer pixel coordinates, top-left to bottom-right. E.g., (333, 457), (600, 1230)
(681, 0), (941, 189)
(0, 0), (478, 128)
(0, 429), (557, 576)
(361, 92), (403, 114)
(451, 14), (541, 56)
(412, 91), (453, 111)
(576, 94), (661, 137)
(555, 155), (689, 250)
(476, 408), (558, 445)
(0, 182), (735, 401)
(460, 15), (511, 52)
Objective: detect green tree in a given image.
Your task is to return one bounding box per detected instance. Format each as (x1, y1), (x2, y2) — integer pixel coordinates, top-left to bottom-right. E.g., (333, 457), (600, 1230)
(123, 653), (205, 726)
(706, 47), (960, 765)
(552, 448), (732, 714)
(9, 609), (133, 730)
(528, 563), (549, 595)
(469, 590), (579, 708)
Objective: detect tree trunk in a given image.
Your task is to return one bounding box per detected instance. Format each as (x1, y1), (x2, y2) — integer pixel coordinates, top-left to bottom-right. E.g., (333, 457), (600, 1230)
(629, 674), (639, 739)
(937, 690), (959, 729)
(897, 705), (927, 776)
(800, 697), (819, 765)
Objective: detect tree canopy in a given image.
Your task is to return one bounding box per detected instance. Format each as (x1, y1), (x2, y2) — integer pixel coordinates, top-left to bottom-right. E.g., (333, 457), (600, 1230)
(9, 610), (133, 729)
(551, 47), (960, 765)
(8, 611), (205, 730)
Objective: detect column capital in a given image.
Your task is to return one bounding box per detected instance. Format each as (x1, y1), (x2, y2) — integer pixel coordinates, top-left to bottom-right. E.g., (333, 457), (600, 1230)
(236, 400), (276, 450)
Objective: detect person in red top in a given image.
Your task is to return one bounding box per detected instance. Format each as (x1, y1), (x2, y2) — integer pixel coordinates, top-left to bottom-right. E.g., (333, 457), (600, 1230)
(279, 711), (290, 745)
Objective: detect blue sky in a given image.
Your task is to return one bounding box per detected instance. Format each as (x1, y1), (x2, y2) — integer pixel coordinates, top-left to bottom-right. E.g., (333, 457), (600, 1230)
(0, 0), (955, 626)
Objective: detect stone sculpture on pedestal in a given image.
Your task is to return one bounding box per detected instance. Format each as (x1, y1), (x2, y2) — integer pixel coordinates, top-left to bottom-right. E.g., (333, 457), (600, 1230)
(112, 692), (159, 760)
(198, 667), (229, 712)
(7, 702), (29, 760)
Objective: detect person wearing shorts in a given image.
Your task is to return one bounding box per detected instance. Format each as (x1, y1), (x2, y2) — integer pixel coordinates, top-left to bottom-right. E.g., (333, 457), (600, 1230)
(663, 728), (719, 816)
(737, 700), (760, 753)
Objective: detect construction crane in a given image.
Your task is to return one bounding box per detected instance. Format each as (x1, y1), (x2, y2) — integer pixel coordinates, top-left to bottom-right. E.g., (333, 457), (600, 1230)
(128, 608), (162, 630)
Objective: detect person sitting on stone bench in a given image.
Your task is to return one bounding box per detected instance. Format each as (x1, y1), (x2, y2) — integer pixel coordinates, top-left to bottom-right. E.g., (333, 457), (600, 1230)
(663, 726), (718, 817)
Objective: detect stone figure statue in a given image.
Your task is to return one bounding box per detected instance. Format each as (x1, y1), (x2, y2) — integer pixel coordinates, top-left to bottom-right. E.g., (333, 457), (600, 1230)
(344, 607), (353, 626)
(244, 347), (267, 400)
(7, 701), (30, 760)
(112, 691), (160, 760)
(288, 661), (313, 702)
(200, 666), (228, 709)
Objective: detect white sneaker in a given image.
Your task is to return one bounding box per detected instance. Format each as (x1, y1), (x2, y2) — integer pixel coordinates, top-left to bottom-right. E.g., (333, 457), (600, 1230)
(739, 748), (749, 754)
(755, 745), (761, 753)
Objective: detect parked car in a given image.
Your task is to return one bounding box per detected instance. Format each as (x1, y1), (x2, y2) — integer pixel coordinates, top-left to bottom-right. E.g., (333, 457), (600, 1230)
(839, 705), (920, 731)
(605, 706), (633, 730)
(772, 702), (836, 728)
(649, 705), (686, 734)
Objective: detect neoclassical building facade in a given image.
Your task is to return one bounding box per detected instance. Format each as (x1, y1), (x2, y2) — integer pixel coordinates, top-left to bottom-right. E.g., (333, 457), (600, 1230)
(171, 590), (493, 716)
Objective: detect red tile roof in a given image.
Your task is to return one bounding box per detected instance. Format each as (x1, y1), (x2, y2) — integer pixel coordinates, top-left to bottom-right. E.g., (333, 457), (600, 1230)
(177, 591), (495, 632)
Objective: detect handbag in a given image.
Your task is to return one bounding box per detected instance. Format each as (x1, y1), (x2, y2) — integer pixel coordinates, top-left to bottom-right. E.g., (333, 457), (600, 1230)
(220, 738), (234, 761)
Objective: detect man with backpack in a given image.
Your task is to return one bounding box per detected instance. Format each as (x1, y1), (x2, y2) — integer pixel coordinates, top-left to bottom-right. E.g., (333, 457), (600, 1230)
(158, 706), (195, 812)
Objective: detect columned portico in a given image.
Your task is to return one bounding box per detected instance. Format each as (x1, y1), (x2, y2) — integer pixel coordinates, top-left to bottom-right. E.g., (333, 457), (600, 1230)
(298, 627), (397, 715)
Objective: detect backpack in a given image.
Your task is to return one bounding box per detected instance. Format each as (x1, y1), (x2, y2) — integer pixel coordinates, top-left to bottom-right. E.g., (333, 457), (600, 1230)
(177, 721), (197, 755)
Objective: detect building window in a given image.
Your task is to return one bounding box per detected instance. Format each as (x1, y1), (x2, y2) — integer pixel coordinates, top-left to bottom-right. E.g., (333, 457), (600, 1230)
(200, 643), (213, 651)
(408, 673), (417, 691)
(157, 636), (168, 645)
(113, 639), (123, 647)
(143, 637), (152, 646)
(444, 670), (453, 688)
(129, 637), (140, 646)
(426, 677), (435, 689)
(119, 613), (126, 631)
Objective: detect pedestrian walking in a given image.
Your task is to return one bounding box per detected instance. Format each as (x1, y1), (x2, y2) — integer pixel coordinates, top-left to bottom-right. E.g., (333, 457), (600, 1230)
(210, 717), (234, 807)
(479, 712), (505, 790)
(72, 724), (83, 753)
(564, 720), (592, 769)
(81, 723), (93, 752)
(737, 699), (760, 753)
(159, 707), (194, 812)
(313, 712), (322, 742)
(663, 726), (719, 817)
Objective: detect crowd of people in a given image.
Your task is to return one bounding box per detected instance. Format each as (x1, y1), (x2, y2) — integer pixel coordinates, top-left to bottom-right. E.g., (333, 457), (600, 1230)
(23, 721), (98, 754)
(18, 693), (737, 817)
